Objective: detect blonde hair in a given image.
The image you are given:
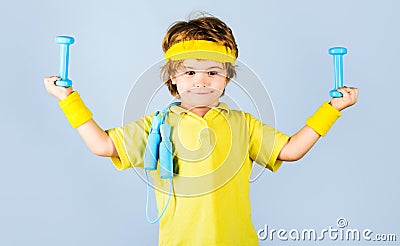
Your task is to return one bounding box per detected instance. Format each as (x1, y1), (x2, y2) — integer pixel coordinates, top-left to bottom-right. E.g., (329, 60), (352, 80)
(161, 15), (238, 97)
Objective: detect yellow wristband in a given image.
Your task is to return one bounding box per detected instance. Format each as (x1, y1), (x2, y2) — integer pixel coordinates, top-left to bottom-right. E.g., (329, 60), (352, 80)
(306, 102), (341, 136)
(58, 91), (93, 128)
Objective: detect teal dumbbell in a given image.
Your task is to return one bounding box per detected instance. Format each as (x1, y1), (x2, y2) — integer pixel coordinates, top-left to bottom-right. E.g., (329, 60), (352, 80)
(55, 36), (75, 87)
(329, 47), (347, 98)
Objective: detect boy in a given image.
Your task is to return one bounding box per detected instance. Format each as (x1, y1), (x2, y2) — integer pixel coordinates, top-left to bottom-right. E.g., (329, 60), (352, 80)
(44, 15), (358, 245)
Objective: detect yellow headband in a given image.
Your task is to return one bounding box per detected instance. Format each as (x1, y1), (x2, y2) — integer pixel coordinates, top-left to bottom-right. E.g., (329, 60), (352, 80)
(164, 40), (236, 65)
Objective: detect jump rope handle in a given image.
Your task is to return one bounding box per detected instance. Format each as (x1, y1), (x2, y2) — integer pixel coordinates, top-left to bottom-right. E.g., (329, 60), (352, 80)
(328, 47), (347, 98)
(144, 114), (162, 171)
(159, 124), (173, 179)
(55, 36), (75, 87)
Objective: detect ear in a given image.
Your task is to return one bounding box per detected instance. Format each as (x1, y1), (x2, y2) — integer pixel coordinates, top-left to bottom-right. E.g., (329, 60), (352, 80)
(171, 76), (177, 85)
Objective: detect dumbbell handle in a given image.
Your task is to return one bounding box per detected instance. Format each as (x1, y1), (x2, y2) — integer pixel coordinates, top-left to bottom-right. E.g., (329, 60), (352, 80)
(55, 36), (75, 87)
(329, 47), (347, 98)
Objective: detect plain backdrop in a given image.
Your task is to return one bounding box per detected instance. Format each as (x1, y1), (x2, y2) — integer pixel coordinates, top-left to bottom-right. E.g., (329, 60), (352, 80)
(0, 0), (399, 245)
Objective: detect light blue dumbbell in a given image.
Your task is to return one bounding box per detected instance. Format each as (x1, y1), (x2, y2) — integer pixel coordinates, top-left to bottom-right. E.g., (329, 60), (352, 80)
(329, 47), (347, 98)
(55, 36), (75, 87)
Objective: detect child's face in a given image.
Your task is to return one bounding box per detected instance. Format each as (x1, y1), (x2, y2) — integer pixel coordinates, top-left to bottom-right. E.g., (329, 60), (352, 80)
(171, 59), (228, 108)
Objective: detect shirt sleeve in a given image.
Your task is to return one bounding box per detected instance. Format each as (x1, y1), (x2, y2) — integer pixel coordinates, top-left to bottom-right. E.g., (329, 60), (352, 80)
(105, 114), (153, 170)
(246, 113), (290, 172)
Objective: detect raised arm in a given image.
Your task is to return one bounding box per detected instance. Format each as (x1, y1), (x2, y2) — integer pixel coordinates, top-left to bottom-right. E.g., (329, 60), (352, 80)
(44, 76), (117, 157)
(76, 119), (117, 157)
(278, 86), (358, 161)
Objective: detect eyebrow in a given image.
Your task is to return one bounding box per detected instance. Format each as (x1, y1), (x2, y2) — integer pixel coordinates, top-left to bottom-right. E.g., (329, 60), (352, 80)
(183, 66), (223, 70)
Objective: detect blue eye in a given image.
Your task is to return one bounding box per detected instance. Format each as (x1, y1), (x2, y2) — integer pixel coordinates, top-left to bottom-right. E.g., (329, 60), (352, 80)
(208, 71), (219, 76)
(185, 71), (196, 76)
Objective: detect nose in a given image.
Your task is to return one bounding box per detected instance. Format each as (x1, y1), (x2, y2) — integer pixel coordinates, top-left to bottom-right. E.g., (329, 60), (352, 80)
(193, 72), (209, 87)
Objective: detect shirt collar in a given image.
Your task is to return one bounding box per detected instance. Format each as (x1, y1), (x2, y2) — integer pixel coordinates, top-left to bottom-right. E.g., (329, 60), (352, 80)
(169, 102), (230, 115)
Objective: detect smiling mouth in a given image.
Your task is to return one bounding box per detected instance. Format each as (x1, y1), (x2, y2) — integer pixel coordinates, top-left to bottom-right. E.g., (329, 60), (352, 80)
(188, 88), (215, 94)
(192, 91), (213, 95)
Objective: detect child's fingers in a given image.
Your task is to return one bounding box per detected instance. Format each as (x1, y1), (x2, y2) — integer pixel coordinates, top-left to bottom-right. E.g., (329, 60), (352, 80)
(44, 75), (59, 81)
(338, 86), (351, 94)
(43, 76), (73, 100)
(337, 87), (358, 105)
(352, 88), (359, 100)
(43, 76), (60, 87)
(346, 87), (358, 102)
(337, 87), (351, 100)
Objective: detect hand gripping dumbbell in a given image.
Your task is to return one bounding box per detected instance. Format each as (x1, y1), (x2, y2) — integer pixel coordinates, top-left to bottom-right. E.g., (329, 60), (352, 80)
(328, 47), (347, 98)
(55, 36), (75, 87)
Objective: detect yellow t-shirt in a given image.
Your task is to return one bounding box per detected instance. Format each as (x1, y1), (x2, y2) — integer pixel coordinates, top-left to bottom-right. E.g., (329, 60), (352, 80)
(106, 103), (290, 246)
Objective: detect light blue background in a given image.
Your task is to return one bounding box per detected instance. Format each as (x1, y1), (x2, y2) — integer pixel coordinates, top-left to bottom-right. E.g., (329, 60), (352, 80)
(1, 0), (399, 245)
